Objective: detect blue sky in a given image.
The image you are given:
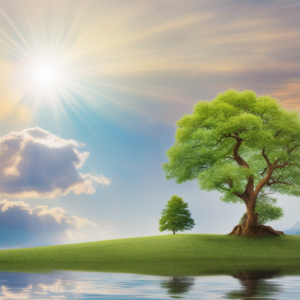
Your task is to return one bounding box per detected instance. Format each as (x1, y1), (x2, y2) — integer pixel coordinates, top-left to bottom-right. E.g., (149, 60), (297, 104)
(0, 0), (300, 247)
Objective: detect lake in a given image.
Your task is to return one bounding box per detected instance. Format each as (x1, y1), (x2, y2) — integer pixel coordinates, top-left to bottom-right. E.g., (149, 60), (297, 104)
(0, 270), (299, 299)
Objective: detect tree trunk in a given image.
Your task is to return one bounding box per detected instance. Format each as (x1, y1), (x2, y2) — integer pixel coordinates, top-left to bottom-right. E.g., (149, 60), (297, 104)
(229, 196), (284, 237)
(243, 201), (258, 235)
(173, 230), (175, 234)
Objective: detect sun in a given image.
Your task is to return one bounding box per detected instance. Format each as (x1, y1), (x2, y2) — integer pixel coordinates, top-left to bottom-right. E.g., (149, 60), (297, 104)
(27, 58), (65, 92)
(31, 62), (59, 88)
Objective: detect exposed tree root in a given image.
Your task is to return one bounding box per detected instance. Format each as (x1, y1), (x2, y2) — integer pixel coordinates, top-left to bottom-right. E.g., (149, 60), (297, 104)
(229, 212), (285, 237)
(228, 225), (243, 236)
(229, 224), (285, 237)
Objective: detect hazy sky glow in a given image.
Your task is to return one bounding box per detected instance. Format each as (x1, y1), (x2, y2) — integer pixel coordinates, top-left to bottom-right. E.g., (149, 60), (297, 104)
(0, 0), (300, 247)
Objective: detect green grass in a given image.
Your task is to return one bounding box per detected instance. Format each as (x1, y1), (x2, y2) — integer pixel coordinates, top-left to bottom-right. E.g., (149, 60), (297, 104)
(0, 234), (300, 276)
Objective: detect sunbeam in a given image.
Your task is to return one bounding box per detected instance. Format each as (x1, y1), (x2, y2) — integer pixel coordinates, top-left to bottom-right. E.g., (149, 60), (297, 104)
(0, 0), (206, 129)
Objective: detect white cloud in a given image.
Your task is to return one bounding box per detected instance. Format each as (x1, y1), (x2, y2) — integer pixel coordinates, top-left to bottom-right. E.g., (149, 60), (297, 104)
(0, 199), (98, 248)
(0, 127), (110, 198)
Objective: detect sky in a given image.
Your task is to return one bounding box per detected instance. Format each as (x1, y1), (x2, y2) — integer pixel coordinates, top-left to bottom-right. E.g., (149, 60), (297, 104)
(0, 0), (300, 248)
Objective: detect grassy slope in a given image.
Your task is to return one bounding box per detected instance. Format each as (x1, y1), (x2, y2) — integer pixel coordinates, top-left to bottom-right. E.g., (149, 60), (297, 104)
(0, 234), (300, 276)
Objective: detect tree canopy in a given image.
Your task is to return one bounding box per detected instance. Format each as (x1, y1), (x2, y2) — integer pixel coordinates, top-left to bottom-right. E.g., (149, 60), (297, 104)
(159, 195), (195, 234)
(163, 89), (300, 236)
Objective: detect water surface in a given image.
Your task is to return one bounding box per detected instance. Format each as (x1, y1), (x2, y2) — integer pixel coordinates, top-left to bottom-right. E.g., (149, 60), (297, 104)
(0, 270), (299, 299)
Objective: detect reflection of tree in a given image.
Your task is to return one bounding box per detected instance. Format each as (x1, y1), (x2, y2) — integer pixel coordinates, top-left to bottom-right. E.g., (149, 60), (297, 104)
(226, 271), (282, 300)
(161, 276), (194, 298)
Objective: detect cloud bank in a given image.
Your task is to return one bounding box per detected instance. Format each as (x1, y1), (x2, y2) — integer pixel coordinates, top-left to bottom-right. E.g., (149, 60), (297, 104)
(0, 128), (110, 198)
(0, 199), (98, 248)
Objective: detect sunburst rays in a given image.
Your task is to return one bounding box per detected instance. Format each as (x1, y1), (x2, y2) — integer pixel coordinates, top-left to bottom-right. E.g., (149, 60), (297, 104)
(0, 0), (199, 129)
(2, 0), (298, 130)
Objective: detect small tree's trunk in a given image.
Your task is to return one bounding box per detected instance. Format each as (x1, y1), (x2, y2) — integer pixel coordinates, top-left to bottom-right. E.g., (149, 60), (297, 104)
(173, 230), (175, 234)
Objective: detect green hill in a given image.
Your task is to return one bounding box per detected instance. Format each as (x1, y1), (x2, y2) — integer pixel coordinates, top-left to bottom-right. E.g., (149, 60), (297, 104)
(0, 234), (300, 276)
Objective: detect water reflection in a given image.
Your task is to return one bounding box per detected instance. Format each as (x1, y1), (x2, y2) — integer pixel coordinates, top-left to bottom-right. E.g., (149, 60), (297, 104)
(161, 276), (194, 298)
(0, 270), (297, 299)
(0, 271), (80, 299)
(226, 271), (282, 300)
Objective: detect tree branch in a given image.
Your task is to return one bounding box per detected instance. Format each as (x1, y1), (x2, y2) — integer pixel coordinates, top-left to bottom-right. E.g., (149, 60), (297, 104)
(226, 156), (235, 161)
(288, 145), (300, 154)
(254, 147), (273, 197)
(220, 176), (245, 200)
(256, 147), (295, 198)
(238, 177), (255, 203)
(225, 135), (249, 168)
(266, 177), (293, 186)
(256, 109), (267, 117)
(262, 147), (271, 166)
(260, 166), (268, 176)
(273, 160), (290, 169)
(227, 176), (233, 189)
(215, 183), (230, 192)
(274, 130), (281, 138)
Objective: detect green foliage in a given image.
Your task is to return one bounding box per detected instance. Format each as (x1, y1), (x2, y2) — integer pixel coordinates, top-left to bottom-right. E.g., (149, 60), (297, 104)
(159, 195), (195, 233)
(239, 205), (283, 225)
(255, 201), (284, 225)
(163, 89), (300, 221)
(239, 195), (284, 225)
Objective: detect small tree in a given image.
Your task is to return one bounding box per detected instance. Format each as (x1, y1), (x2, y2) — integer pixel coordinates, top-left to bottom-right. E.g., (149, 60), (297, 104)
(159, 195), (195, 234)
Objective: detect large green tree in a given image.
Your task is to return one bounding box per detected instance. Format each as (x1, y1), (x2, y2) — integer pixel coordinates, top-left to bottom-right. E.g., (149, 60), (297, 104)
(163, 89), (300, 236)
(159, 195), (195, 234)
